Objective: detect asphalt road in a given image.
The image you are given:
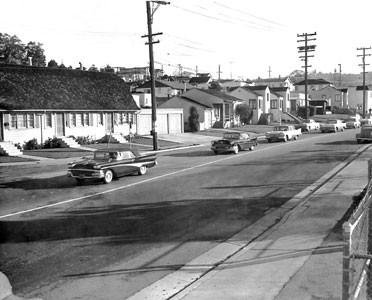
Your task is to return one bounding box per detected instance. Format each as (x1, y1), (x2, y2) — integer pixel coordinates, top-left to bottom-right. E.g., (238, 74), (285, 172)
(0, 129), (363, 299)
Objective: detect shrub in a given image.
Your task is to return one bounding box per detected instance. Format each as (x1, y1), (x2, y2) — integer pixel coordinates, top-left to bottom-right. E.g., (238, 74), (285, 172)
(23, 138), (42, 150)
(188, 106), (200, 132)
(43, 137), (62, 148)
(75, 135), (95, 145)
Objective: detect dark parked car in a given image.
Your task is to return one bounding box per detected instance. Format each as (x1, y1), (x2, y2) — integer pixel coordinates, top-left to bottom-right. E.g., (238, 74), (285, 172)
(67, 148), (157, 184)
(211, 131), (258, 154)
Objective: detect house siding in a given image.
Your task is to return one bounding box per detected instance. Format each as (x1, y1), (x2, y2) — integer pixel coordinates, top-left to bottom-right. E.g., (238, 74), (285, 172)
(2, 111), (137, 145)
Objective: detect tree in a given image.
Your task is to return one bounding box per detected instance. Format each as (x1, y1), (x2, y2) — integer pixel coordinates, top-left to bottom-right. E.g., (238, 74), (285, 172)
(188, 106), (200, 132)
(0, 33), (26, 64)
(24, 41), (46, 66)
(235, 104), (253, 125)
(0, 33), (46, 66)
(47, 59), (59, 68)
(100, 64), (115, 73)
(209, 81), (222, 91)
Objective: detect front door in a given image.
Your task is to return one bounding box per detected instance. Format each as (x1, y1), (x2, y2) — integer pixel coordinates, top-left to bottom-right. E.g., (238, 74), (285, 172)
(56, 113), (64, 136)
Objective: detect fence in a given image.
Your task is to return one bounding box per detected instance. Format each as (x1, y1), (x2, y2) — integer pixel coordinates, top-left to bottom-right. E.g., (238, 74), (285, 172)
(342, 159), (372, 300)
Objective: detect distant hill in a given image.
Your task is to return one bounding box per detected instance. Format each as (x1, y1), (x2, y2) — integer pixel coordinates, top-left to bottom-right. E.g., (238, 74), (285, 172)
(291, 71), (372, 87)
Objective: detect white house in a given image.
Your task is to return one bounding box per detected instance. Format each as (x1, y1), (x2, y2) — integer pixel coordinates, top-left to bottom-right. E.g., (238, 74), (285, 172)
(0, 64), (140, 147)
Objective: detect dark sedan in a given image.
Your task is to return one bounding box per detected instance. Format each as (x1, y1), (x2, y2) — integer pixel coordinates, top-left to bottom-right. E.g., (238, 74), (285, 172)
(211, 132), (258, 154)
(67, 148), (157, 184)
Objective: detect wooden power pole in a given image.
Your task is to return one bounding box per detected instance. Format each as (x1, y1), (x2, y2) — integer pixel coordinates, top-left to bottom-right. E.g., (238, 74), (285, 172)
(142, 1), (169, 150)
(297, 32), (316, 119)
(357, 47), (371, 117)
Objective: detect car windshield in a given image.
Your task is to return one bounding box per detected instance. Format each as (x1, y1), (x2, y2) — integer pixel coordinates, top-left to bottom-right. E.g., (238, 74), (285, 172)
(274, 126), (289, 131)
(223, 133), (240, 139)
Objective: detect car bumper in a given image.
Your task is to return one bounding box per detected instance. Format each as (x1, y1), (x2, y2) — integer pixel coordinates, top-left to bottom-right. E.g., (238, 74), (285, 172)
(67, 169), (105, 179)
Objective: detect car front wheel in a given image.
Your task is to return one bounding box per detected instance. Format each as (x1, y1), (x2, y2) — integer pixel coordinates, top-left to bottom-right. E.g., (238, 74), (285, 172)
(103, 170), (113, 184)
(138, 166), (147, 175)
(233, 145), (239, 154)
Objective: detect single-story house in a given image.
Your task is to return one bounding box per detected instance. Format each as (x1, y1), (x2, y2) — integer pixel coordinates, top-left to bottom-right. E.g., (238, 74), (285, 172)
(135, 79), (193, 106)
(159, 88), (240, 130)
(188, 76), (212, 90)
(0, 64), (140, 146)
(308, 85), (348, 108)
(294, 78), (332, 93)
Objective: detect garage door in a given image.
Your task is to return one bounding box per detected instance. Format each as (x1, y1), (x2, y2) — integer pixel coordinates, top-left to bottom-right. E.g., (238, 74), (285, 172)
(169, 113), (182, 133)
(157, 114), (168, 134)
(137, 114), (152, 135)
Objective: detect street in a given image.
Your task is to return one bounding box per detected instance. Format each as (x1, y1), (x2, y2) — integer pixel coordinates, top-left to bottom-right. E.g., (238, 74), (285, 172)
(0, 129), (364, 299)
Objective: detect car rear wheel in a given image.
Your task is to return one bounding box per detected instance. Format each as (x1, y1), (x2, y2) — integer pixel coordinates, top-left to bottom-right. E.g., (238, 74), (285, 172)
(103, 170), (113, 184)
(138, 166), (147, 175)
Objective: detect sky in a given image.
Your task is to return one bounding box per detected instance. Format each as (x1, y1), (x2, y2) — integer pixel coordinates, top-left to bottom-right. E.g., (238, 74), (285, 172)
(1, 0), (372, 80)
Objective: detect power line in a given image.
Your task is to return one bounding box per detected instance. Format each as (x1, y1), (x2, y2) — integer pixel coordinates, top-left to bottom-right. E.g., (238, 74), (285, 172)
(213, 2), (284, 28)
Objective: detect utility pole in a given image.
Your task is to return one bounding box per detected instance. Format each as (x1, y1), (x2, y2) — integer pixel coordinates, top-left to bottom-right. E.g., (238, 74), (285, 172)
(338, 64), (342, 87)
(142, 1), (169, 151)
(217, 65), (223, 81)
(268, 66), (271, 78)
(297, 32), (316, 119)
(357, 47), (371, 117)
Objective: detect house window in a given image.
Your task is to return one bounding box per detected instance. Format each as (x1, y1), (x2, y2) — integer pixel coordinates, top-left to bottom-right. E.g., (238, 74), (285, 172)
(335, 94), (341, 102)
(249, 99), (257, 109)
(259, 100), (263, 109)
(70, 114), (77, 127)
(83, 113), (89, 126)
(280, 100), (283, 109)
(270, 100), (278, 109)
(76, 113), (83, 126)
(45, 113), (52, 127)
(97, 113), (103, 126)
(10, 114), (17, 128)
(27, 113), (34, 128)
(17, 114), (26, 128)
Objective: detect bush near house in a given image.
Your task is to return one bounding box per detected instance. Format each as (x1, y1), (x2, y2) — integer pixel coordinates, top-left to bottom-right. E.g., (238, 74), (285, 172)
(188, 106), (200, 132)
(235, 104), (253, 125)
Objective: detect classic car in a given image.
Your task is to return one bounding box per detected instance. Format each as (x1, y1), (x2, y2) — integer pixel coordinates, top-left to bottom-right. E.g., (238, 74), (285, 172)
(356, 125), (372, 143)
(211, 131), (258, 154)
(360, 118), (372, 126)
(319, 119), (346, 133)
(265, 125), (302, 142)
(295, 119), (320, 132)
(67, 148), (157, 184)
(345, 118), (361, 129)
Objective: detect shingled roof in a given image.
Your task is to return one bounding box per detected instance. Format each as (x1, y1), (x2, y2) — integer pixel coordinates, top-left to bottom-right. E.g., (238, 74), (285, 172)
(0, 64), (139, 111)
